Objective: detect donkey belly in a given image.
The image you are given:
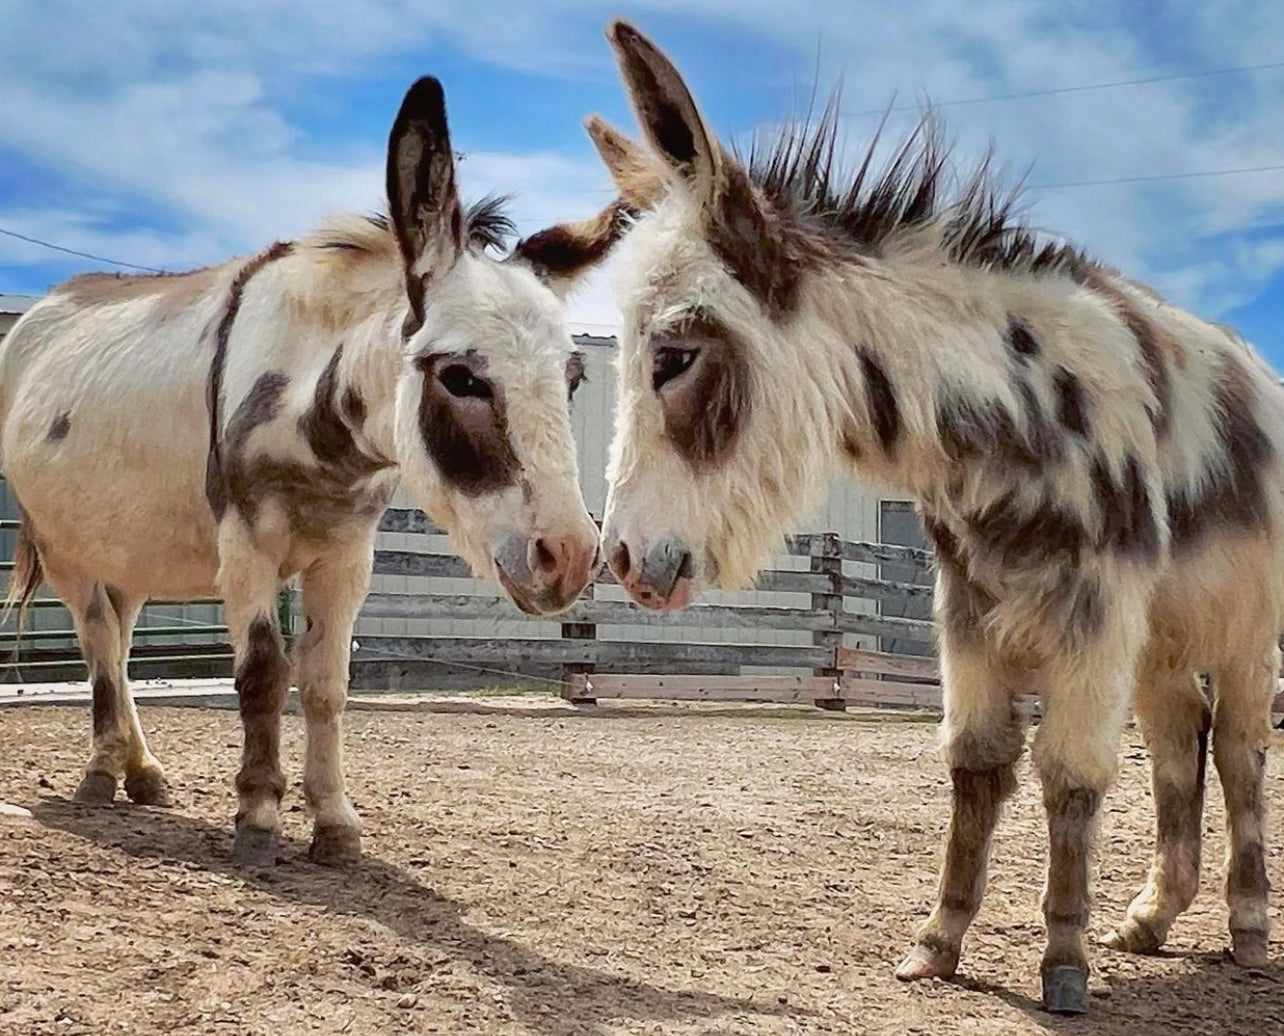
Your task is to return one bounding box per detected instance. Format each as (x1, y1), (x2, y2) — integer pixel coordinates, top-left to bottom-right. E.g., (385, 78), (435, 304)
(3, 340), (221, 600)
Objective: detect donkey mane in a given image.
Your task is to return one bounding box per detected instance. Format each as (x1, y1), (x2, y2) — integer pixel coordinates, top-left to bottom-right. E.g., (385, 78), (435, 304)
(310, 194), (516, 258)
(740, 94), (1091, 277)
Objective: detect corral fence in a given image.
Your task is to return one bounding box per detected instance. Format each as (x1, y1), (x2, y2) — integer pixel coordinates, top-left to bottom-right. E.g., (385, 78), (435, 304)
(5, 507), (1284, 719)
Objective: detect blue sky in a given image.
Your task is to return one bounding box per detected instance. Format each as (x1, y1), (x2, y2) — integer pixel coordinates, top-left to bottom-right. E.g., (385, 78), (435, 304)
(0, 1), (1281, 359)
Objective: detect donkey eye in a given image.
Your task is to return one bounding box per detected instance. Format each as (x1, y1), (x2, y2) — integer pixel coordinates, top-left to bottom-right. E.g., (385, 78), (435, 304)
(652, 347), (698, 392)
(439, 364), (493, 400)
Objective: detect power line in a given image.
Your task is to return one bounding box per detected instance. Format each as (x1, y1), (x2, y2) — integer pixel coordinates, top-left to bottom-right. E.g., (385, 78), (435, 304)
(1029, 162), (1284, 191)
(842, 58), (1284, 119)
(0, 226), (165, 273)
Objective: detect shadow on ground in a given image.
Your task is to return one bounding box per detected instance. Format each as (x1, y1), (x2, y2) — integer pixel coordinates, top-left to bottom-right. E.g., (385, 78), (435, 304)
(31, 798), (796, 1036)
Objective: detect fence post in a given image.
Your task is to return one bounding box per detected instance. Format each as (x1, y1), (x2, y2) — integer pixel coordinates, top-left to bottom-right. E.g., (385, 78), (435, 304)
(809, 533), (845, 711)
(561, 581), (598, 705)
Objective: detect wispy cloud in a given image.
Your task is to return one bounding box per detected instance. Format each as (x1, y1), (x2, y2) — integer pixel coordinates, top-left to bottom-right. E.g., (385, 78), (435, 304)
(0, 0), (1280, 345)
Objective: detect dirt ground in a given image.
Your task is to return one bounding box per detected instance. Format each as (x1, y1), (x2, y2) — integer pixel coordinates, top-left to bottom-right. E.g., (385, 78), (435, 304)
(1, 700), (1282, 1036)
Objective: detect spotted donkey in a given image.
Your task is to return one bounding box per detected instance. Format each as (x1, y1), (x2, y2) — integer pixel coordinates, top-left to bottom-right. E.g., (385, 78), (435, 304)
(585, 20), (1282, 1014)
(0, 77), (627, 868)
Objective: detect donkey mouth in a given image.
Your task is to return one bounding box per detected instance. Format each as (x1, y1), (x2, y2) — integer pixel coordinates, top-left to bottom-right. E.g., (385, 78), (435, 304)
(495, 563), (567, 616)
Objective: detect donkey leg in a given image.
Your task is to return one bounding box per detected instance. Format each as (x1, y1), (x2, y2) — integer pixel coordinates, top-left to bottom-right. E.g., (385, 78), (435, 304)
(219, 526), (291, 867)
(1102, 658), (1209, 954)
(297, 536), (374, 867)
(1211, 646), (1276, 968)
(1031, 646), (1134, 1015)
(113, 591), (173, 807)
(896, 628), (1026, 981)
(68, 581), (131, 805)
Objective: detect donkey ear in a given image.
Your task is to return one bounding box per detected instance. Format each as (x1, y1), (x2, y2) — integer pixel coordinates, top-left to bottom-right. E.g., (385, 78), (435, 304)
(583, 115), (668, 210)
(386, 76), (463, 327)
(605, 20), (724, 206)
(510, 198), (635, 297)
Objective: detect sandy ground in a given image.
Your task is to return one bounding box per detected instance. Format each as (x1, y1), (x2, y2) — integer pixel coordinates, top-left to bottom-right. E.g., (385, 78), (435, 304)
(1, 700), (1283, 1036)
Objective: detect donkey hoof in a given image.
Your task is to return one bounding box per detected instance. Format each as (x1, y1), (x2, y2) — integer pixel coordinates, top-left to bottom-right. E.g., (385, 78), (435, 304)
(72, 771), (118, 805)
(1041, 965), (1089, 1015)
(124, 769), (173, 807)
(1231, 929), (1270, 968)
(309, 824), (362, 867)
(1101, 918), (1162, 955)
(895, 941), (960, 981)
(233, 824), (278, 868)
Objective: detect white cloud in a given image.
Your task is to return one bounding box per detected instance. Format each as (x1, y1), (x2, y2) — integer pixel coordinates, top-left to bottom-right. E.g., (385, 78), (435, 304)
(0, 0), (1281, 333)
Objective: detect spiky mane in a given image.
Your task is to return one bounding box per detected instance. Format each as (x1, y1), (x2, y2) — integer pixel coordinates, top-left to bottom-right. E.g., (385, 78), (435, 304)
(738, 95), (1092, 276)
(311, 194), (516, 256)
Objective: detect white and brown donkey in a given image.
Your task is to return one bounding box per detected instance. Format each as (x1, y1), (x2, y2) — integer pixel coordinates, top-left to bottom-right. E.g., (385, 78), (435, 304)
(0, 77), (625, 867)
(587, 20), (1282, 1015)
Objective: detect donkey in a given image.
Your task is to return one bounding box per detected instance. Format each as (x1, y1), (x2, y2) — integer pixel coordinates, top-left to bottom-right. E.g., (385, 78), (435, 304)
(584, 20), (1282, 1014)
(0, 76), (626, 868)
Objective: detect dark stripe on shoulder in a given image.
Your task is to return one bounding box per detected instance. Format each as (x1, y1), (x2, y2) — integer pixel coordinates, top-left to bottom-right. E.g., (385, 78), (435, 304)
(205, 241), (294, 518)
(1079, 268), (1172, 438)
(1090, 453), (1160, 561)
(858, 348), (900, 455)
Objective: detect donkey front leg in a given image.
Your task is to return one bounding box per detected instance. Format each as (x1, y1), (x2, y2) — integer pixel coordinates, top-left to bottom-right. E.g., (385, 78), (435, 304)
(219, 525), (292, 867)
(1031, 639), (1135, 1015)
(896, 627), (1026, 982)
(1211, 646), (1277, 967)
(296, 537), (375, 866)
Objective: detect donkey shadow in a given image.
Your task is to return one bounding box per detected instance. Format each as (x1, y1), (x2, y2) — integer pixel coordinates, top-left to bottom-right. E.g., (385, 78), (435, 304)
(949, 950), (1284, 1035)
(30, 799), (794, 1036)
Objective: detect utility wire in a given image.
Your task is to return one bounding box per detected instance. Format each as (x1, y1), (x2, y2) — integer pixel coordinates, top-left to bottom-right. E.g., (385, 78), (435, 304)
(842, 58), (1284, 119)
(0, 226), (165, 273)
(1028, 162), (1284, 191)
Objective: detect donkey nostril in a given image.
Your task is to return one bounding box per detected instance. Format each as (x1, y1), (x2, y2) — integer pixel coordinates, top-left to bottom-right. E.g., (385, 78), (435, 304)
(531, 537), (559, 575)
(609, 541), (631, 580)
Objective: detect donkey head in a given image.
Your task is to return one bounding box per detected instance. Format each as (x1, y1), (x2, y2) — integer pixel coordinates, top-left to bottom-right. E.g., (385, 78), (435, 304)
(587, 23), (839, 609)
(387, 77), (625, 615)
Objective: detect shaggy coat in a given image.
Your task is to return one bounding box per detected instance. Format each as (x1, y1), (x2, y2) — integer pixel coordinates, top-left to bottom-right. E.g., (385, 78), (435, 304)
(588, 20), (1281, 1015)
(0, 77), (625, 865)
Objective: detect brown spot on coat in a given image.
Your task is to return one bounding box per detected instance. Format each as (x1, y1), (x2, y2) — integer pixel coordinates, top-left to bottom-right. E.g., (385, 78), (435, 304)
(654, 314), (751, 468)
(1091, 454), (1161, 561)
(1052, 368), (1089, 437)
(936, 391), (1051, 469)
(1167, 356), (1274, 553)
(299, 345), (390, 482)
(1007, 315), (1040, 359)
(932, 763), (1019, 925)
(48, 413), (71, 442)
(417, 352), (521, 496)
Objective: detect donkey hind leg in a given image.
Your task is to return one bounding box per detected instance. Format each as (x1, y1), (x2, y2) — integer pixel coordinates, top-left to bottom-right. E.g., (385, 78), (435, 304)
(1212, 646), (1276, 967)
(115, 591), (173, 806)
(220, 525), (292, 868)
(66, 582), (168, 806)
(896, 629), (1026, 982)
(297, 536), (374, 867)
(1031, 640), (1135, 1016)
(1102, 660), (1209, 954)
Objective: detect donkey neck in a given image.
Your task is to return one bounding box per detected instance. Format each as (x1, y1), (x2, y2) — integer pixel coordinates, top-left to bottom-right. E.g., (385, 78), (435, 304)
(808, 255), (1090, 506)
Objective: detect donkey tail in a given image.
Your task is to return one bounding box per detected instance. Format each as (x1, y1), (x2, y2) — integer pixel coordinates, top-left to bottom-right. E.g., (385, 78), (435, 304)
(2, 510), (43, 640)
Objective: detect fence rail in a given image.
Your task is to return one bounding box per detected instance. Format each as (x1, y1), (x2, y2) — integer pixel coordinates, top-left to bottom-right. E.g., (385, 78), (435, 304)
(1, 508), (936, 691)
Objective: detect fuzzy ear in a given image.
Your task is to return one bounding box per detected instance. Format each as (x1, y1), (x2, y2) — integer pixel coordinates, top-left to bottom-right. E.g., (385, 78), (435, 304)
(605, 19), (724, 207)
(583, 115), (668, 210)
(387, 76), (463, 330)
(510, 198), (635, 296)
